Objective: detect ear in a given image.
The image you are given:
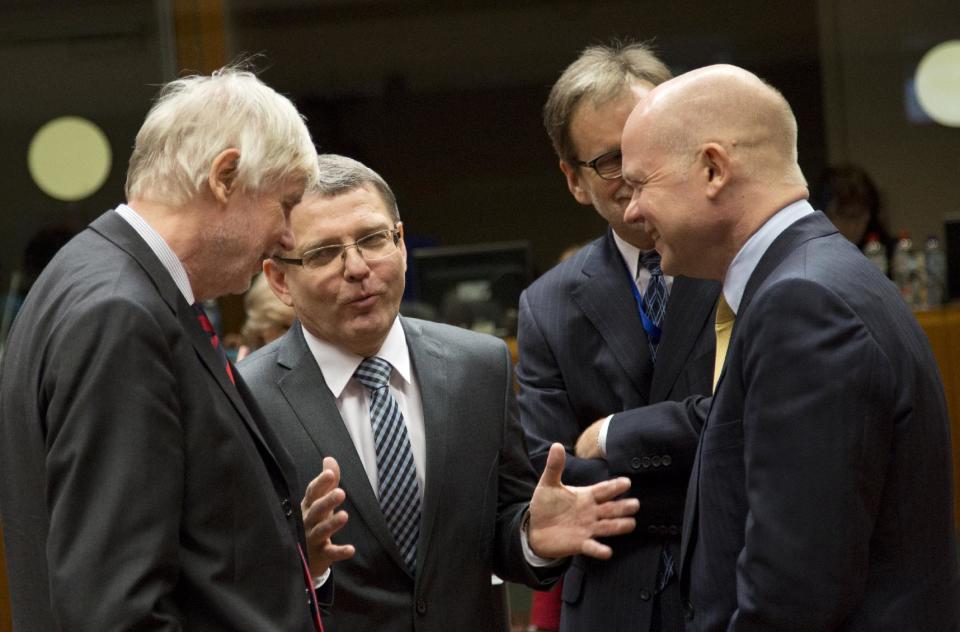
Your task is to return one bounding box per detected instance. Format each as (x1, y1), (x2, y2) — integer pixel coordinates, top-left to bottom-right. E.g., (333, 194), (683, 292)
(262, 258), (295, 308)
(559, 160), (592, 205)
(208, 148), (242, 204)
(701, 143), (730, 200)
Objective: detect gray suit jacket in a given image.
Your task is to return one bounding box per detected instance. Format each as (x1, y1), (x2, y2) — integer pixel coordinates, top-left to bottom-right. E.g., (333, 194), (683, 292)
(0, 210), (317, 631)
(239, 317), (558, 632)
(680, 211), (960, 630)
(517, 228), (720, 631)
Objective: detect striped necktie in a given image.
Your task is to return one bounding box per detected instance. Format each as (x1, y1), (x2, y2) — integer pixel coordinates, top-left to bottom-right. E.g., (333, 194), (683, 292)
(713, 295), (736, 392)
(192, 302), (235, 384)
(354, 356), (421, 573)
(640, 251), (668, 361)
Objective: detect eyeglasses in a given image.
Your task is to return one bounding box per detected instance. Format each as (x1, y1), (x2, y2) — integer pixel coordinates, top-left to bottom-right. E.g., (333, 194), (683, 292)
(572, 149), (622, 180)
(274, 225), (402, 270)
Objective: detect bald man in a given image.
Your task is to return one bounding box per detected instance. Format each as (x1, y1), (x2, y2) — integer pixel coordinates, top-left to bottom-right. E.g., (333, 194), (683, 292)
(621, 64), (959, 631)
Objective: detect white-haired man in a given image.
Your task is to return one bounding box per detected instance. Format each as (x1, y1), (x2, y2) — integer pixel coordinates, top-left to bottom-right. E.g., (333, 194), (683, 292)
(0, 67), (350, 631)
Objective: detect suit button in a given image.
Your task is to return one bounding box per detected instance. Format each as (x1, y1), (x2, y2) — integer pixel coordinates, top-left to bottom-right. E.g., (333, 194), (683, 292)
(662, 454), (672, 466)
(669, 525), (680, 536)
(647, 525), (657, 535)
(416, 598), (427, 614)
(683, 599), (695, 620)
(280, 498), (293, 517)
(651, 455), (662, 467)
(641, 456), (652, 468)
(630, 456), (643, 469)
(639, 589), (651, 601)
(659, 525), (669, 536)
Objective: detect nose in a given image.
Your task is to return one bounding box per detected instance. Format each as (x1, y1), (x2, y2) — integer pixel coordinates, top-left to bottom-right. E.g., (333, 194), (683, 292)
(278, 220), (295, 253)
(623, 189), (643, 224)
(342, 245), (371, 280)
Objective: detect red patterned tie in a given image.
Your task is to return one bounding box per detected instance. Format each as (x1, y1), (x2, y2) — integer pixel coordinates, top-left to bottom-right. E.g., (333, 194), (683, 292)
(192, 303), (235, 384)
(298, 544), (325, 631)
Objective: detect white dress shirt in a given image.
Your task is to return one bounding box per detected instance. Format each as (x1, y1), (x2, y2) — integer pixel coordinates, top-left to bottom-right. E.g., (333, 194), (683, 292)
(115, 204), (195, 304)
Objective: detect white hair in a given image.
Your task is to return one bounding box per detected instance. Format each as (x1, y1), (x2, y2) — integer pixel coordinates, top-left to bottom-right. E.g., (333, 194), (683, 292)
(125, 66), (318, 206)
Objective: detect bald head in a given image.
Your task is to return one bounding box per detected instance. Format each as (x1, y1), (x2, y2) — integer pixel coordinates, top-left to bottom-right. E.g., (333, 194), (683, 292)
(628, 65), (804, 187)
(621, 65), (809, 279)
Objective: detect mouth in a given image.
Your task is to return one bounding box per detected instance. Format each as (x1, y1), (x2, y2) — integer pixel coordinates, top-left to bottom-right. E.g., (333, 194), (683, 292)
(347, 293), (380, 309)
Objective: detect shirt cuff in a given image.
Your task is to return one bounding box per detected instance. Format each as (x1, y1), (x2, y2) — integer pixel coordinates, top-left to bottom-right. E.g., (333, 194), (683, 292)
(597, 414), (614, 457)
(313, 567), (331, 589)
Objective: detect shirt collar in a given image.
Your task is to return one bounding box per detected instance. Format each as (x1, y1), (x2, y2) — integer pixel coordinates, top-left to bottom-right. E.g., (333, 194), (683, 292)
(301, 316), (411, 398)
(722, 199), (814, 314)
(114, 203), (195, 304)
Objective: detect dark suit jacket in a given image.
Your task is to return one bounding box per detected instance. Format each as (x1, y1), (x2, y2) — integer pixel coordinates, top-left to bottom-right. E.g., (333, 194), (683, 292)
(0, 210), (318, 631)
(680, 211), (960, 630)
(517, 228), (720, 631)
(238, 317), (558, 632)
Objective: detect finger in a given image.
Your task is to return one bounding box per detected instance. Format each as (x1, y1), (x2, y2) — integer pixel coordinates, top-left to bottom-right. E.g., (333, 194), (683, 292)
(322, 456), (341, 486)
(579, 538), (613, 560)
(321, 543), (356, 563)
(304, 488), (347, 526)
(302, 469), (337, 510)
(307, 508), (349, 542)
(588, 476), (632, 503)
(595, 497), (640, 519)
(538, 443), (567, 488)
(589, 517), (637, 538)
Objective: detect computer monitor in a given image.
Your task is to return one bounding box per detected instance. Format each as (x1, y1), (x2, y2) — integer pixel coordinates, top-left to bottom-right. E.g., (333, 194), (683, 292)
(407, 241), (533, 337)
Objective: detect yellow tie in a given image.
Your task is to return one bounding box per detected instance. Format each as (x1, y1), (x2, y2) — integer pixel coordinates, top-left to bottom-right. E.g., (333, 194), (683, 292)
(713, 295), (736, 392)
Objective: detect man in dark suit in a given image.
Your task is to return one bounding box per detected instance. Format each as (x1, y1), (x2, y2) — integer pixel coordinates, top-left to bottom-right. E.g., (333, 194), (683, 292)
(519, 41), (720, 631)
(0, 68), (350, 631)
(239, 154), (640, 632)
(621, 64), (960, 630)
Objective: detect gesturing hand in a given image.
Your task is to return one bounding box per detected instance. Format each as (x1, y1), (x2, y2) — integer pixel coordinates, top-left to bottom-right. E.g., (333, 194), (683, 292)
(302, 456), (356, 578)
(528, 443), (638, 560)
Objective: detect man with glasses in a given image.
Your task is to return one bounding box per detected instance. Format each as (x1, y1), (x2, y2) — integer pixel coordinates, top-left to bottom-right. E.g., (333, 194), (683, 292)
(239, 153), (642, 632)
(517, 42), (720, 631)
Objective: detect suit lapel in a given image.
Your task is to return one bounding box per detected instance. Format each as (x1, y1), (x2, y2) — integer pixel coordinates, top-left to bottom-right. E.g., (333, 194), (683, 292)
(650, 277), (720, 401)
(571, 230), (653, 400)
(275, 325), (410, 572)
(90, 210), (281, 468)
(400, 318), (447, 576)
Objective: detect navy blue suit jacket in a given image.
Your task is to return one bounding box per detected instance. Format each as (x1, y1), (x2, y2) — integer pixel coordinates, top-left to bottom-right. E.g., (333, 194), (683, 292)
(517, 228), (719, 631)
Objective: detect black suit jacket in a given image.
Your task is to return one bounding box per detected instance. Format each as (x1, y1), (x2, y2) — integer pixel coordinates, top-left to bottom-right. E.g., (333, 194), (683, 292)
(517, 228), (719, 631)
(0, 210), (318, 631)
(239, 317), (559, 632)
(680, 211), (960, 630)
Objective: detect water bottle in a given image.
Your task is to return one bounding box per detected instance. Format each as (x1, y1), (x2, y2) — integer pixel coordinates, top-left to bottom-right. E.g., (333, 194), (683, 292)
(891, 232), (916, 308)
(925, 235), (946, 308)
(862, 232), (888, 276)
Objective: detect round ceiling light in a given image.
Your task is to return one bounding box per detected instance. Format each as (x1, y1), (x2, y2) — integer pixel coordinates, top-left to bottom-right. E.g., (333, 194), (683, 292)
(28, 116), (112, 201)
(915, 40), (960, 127)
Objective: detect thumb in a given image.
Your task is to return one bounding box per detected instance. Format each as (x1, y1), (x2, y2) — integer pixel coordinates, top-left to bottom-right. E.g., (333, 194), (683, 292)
(538, 443), (567, 488)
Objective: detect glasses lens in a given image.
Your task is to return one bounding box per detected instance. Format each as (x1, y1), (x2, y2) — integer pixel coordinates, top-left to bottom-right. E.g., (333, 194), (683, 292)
(302, 245), (341, 269)
(594, 151), (622, 179)
(358, 230), (397, 260)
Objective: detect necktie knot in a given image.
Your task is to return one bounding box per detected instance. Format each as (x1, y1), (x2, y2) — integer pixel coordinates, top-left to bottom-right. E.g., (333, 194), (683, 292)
(354, 356), (392, 391)
(640, 250), (663, 278)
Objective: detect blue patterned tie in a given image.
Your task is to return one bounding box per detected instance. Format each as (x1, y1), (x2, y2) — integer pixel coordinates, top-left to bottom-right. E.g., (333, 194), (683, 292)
(354, 357), (421, 573)
(640, 251), (668, 361)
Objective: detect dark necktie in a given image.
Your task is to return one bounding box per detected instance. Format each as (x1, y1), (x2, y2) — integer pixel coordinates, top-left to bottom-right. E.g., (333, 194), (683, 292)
(192, 302), (235, 384)
(639, 251), (668, 361)
(354, 356), (421, 574)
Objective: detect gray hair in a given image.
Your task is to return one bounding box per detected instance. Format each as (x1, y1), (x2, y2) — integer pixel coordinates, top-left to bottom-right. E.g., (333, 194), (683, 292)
(311, 154), (400, 222)
(125, 65), (318, 206)
(544, 40), (672, 164)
